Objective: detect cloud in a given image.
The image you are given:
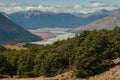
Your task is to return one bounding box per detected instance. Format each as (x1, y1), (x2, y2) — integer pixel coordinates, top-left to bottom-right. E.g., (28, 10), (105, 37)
(0, 1), (119, 14)
(0, 3), (5, 7)
(25, 5), (74, 13)
(108, 4), (120, 8)
(85, 1), (120, 9)
(83, 1), (107, 8)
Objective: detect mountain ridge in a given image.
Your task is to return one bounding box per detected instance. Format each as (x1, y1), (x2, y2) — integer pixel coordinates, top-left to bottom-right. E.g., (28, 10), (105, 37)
(0, 12), (42, 44)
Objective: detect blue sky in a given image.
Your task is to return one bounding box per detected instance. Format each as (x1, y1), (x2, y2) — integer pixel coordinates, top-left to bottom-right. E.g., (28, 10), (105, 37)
(0, 0), (120, 5)
(0, 0), (120, 13)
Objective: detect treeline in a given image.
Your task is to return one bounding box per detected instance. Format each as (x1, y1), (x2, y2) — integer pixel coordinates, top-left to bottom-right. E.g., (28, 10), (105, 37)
(0, 27), (120, 78)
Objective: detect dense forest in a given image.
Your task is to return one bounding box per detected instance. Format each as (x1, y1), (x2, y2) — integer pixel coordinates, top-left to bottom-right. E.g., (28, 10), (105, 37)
(0, 27), (120, 78)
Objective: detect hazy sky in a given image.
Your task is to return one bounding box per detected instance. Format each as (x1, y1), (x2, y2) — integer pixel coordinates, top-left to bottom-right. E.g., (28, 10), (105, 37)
(0, 0), (120, 13)
(0, 0), (119, 5)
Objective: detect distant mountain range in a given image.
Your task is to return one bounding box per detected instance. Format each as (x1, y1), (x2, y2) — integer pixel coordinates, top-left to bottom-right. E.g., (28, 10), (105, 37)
(9, 10), (84, 29)
(9, 8), (120, 29)
(0, 12), (42, 44)
(73, 14), (120, 31)
(73, 8), (120, 18)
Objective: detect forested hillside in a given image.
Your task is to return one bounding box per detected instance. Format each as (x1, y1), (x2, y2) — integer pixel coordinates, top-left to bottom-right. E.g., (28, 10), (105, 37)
(0, 27), (120, 78)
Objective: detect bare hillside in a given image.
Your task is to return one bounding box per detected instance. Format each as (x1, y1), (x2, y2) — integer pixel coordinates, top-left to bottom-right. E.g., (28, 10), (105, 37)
(74, 14), (120, 31)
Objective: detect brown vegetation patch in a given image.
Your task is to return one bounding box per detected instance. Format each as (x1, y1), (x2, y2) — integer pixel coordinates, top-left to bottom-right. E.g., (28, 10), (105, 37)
(2, 44), (27, 50)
